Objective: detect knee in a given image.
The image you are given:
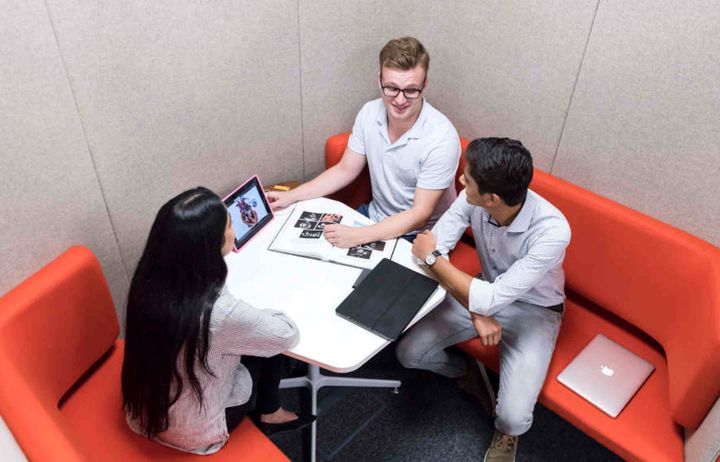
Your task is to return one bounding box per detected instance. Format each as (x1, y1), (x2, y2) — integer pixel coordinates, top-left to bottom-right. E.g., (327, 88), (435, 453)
(395, 335), (423, 369)
(495, 398), (534, 435)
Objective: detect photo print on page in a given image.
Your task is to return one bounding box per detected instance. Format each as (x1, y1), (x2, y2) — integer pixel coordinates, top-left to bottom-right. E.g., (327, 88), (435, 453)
(300, 230), (323, 239)
(347, 246), (372, 259)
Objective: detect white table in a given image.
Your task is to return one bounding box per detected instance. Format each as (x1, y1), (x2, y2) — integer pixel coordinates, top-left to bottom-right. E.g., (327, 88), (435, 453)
(224, 197), (446, 461)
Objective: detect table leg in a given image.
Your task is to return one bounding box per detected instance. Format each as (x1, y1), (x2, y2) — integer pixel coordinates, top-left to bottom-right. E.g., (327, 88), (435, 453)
(279, 364), (401, 462)
(309, 367), (318, 462)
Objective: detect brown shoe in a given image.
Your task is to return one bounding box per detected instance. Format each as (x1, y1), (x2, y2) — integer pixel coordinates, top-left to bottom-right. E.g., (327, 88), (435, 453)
(484, 430), (518, 462)
(456, 356), (496, 417)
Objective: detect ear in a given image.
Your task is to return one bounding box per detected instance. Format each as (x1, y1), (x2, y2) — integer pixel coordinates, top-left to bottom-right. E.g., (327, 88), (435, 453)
(486, 193), (503, 208)
(422, 77), (429, 91)
(377, 72), (382, 89)
(475, 192), (492, 207)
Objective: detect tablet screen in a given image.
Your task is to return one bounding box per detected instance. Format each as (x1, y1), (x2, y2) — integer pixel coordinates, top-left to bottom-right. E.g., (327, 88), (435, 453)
(223, 176), (273, 251)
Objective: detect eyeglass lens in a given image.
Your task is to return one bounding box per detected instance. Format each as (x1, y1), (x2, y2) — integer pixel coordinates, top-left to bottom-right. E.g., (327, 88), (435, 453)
(382, 86), (422, 99)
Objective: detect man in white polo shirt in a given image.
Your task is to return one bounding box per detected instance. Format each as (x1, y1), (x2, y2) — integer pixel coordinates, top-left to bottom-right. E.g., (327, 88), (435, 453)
(267, 36), (460, 248)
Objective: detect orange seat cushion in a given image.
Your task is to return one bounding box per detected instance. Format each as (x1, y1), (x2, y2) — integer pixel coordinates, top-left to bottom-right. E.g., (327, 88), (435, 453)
(457, 299), (684, 462)
(449, 240), (482, 276)
(60, 340), (289, 461)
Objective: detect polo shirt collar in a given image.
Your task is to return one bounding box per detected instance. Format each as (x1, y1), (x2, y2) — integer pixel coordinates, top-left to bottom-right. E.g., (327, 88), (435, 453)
(376, 98), (428, 145)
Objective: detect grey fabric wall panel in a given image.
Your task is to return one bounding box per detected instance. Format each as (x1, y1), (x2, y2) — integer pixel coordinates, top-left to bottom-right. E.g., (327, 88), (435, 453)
(45, 0), (304, 271)
(555, 1), (720, 246)
(298, 0), (598, 178)
(0, 416), (25, 462)
(0, 0), (129, 311)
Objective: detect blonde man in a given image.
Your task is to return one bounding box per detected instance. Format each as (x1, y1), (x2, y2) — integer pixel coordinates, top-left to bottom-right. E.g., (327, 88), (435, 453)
(268, 37), (460, 247)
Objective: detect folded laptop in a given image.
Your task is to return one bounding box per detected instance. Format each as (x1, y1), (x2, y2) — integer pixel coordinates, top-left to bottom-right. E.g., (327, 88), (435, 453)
(557, 334), (655, 418)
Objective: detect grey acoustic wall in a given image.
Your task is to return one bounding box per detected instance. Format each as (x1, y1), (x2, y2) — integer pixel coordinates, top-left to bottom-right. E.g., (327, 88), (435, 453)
(3, 0), (719, 314)
(45, 0), (304, 272)
(554, 0), (720, 245)
(2, 0), (719, 329)
(0, 0), (128, 307)
(299, 0), (598, 177)
(299, 0), (719, 246)
(0, 416), (25, 462)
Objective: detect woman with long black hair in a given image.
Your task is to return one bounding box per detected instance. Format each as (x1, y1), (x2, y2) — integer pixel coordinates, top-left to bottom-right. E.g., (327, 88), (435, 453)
(121, 187), (313, 455)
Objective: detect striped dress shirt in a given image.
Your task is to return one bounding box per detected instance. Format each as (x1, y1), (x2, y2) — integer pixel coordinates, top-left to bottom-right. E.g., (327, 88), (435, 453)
(127, 286), (299, 454)
(433, 189), (571, 316)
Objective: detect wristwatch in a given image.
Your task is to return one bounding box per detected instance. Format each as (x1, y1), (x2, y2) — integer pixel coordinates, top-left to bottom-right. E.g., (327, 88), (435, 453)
(424, 249), (443, 266)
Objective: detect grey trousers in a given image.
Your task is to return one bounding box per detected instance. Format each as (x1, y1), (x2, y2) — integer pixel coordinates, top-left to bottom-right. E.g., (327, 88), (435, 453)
(396, 295), (562, 436)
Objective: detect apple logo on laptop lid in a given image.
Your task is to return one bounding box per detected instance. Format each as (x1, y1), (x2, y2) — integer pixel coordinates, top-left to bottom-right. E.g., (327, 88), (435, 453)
(600, 364), (615, 377)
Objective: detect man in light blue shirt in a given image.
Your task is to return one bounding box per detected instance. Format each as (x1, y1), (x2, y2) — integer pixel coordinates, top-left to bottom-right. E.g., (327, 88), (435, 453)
(267, 37), (460, 247)
(397, 138), (571, 462)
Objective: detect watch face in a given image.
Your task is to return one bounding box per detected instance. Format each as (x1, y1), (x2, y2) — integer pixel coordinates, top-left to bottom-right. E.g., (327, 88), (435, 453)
(425, 253), (436, 265)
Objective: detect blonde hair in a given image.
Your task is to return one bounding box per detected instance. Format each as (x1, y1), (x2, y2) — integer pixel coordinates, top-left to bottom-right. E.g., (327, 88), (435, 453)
(379, 37), (429, 72)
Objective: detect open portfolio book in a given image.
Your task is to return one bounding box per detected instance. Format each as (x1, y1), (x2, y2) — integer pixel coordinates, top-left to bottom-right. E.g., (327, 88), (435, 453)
(268, 200), (398, 270)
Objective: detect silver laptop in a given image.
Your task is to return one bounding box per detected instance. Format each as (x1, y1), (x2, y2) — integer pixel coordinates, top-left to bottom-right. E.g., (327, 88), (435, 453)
(557, 334), (655, 418)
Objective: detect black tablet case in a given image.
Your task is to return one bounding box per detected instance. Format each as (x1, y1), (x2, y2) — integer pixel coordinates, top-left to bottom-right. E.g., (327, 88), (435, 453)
(335, 258), (439, 341)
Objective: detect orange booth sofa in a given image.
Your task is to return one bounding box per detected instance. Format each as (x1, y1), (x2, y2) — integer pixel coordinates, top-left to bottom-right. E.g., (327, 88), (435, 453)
(325, 132), (720, 462)
(0, 246), (290, 461)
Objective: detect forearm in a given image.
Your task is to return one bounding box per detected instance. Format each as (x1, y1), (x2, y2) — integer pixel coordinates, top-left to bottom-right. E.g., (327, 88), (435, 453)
(427, 257), (473, 309)
(357, 207), (431, 244)
(356, 186), (445, 244)
(423, 252), (501, 344)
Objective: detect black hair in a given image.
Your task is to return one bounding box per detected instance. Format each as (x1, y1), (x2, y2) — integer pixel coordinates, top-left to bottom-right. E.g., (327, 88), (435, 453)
(465, 137), (533, 206)
(121, 187), (228, 436)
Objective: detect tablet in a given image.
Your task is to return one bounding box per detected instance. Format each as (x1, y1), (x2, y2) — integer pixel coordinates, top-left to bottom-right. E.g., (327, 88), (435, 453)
(223, 175), (273, 252)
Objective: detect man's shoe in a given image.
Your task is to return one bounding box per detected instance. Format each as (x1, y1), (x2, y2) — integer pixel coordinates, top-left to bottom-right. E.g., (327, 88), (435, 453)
(457, 356), (496, 417)
(253, 413), (316, 436)
(483, 430), (518, 462)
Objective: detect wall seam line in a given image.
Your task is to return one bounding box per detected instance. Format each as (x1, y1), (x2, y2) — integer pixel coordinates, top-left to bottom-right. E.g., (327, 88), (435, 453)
(41, 0), (132, 289)
(297, 0), (306, 181)
(550, 0), (601, 174)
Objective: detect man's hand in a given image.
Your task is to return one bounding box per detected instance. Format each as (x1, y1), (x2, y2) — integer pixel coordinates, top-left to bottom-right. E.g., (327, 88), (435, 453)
(266, 191), (296, 211)
(411, 230), (436, 261)
(470, 313), (502, 346)
(323, 224), (363, 248)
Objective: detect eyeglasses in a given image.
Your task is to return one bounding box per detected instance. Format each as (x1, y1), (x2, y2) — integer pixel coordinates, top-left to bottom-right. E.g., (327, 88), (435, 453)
(380, 73), (425, 100)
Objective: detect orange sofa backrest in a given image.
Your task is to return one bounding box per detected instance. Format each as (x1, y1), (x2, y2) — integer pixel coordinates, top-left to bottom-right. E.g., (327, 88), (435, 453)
(325, 134), (372, 209)
(0, 246), (119, 460)
(531, 171), (720, 429)
(457, 138), (470, 193)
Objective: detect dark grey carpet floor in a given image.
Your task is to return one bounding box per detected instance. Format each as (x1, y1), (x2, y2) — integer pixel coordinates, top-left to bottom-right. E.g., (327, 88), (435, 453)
(268, 346), (622, 462)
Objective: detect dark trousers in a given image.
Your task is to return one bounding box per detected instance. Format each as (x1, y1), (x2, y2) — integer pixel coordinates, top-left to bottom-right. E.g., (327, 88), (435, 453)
(225, 355), (285, 432)
(356, 203), (417, 243)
